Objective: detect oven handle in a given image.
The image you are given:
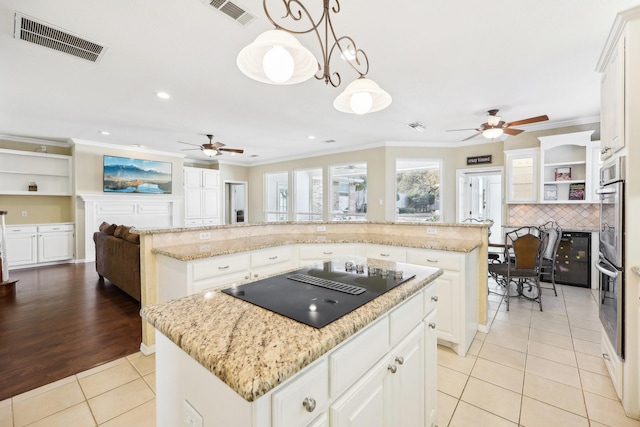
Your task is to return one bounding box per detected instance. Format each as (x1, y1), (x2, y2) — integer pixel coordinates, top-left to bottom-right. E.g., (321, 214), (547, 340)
(596, 262), (619, 279)
(596, 187), (616, 195)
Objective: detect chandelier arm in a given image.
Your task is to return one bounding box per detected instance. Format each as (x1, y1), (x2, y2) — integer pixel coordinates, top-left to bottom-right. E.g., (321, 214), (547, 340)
(263, 0), (325, 35)
(328, 35), (370, 78)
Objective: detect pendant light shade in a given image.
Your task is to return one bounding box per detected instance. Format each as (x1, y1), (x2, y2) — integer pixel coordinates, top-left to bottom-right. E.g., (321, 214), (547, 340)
(237, 30), (318, 85)
(333, 77), (392, 114)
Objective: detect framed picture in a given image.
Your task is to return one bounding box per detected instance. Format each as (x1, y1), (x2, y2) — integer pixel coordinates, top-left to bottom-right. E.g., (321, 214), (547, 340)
(103, 155), (172, 194)
(569, 183), (585, 200)
(544, 184), (558, 201)
(554, 167), (572, 181)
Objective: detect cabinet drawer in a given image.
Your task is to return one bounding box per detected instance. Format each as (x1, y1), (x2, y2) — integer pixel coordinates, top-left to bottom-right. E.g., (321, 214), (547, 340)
(7, 226), (38, 234)
(389, 292), (423, 345)
(191, 253), (250, 281)
(251, 246), (294, 269)
(193, 270), (249, 293)
(329, 316), (389, 398)
(272, 359), (329, 427)
(423, 283), (438, 315)
(38, 224), (73, 233)
(297, 244), (360, 261)
(364, 244), (406, 262)
(406, 249), (461, 271)
(184, 219), (203, 227)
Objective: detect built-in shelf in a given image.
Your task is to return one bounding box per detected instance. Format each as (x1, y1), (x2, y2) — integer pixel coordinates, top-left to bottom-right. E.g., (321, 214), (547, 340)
(0, 148), (72, 196)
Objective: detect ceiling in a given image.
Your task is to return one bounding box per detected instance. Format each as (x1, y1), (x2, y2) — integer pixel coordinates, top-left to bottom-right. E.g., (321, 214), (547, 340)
(0, 0), (639, 165)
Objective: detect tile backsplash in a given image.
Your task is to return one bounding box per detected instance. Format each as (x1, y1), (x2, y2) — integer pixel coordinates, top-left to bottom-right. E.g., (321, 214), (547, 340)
(507, 203), (599, 230)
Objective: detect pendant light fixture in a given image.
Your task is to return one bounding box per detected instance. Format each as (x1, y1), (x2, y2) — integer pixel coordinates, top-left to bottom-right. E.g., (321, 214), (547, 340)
(236, 0), (391, 114)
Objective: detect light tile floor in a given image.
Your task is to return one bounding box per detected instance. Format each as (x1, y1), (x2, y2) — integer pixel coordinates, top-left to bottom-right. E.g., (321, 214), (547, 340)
(1, 281), (639, 427)
(0, 353), (156, 427)
(437, 280), (640, 427)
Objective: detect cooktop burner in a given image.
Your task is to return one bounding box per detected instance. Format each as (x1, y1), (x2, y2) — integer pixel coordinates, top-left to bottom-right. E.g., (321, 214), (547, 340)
(222, 261), (415, 328)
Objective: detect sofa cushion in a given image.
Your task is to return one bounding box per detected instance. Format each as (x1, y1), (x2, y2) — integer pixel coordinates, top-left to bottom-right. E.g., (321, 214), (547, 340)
(123, 229), (140, 244)
(99, 221), (117, 235)
(114, 225), (131, 239)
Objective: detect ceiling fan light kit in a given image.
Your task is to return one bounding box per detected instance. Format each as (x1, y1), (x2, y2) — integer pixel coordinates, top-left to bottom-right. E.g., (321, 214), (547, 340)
(482, 127), (504, 139)
(236, 0), (391, 114)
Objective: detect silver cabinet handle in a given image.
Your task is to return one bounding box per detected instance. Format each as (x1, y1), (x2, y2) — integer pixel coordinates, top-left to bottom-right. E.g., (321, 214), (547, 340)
(52, 227), (60, 230)
(244, 275), (249, 280)
(395, 356), (404, 365)
(218, 265), (230, 270)
(603, 353), (610, 361)
(253, 273), (258, 278)
(323, 251), (333, 255)
(302, 397), (316, 413)
(387, 364), (397, 374)
(380, 253), (390, 257)
(429, 322), (437, 329)
(268, 255), (278, 260)
(427, 258), (438, 263)
(431, 295), (439, 302)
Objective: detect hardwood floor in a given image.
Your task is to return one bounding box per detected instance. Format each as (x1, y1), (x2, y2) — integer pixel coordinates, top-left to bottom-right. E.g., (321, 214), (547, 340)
(0, 262), (141, 401)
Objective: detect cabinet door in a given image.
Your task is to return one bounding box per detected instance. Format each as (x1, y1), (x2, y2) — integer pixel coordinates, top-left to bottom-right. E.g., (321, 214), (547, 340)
(202, 188), (220, 220)
(505, 149), (538, 203)
(388, 324), (425, 427)
(600, 36), (625, 159)
(202, 170), (219, 188)
(38, 232), (74, 263)
(432, 271), (460, 346)
(330, 357), (389, 427)
(424, 310), (438, 427)
(184, 188), (203, 219)
(6, 233), (38, 266)
(183, 167), (202, 187)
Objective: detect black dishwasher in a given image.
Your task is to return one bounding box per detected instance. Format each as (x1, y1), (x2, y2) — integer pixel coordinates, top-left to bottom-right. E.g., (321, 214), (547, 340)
(554, 231), (591, 287)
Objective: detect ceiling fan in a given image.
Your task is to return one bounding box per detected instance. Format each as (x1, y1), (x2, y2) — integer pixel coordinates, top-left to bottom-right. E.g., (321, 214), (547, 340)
(448, 109), (549, 141)
(179, 134), (244, 157)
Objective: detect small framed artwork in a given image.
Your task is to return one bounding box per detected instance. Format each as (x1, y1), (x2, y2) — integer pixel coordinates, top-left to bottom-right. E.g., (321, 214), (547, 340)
(554, 167), (572, 181)
(544, 184), (558, 201)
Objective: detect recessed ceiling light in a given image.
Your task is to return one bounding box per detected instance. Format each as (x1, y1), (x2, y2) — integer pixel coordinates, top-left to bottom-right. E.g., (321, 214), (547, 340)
(308, 135), (316, 140)
(156, 91), (171, 99)
(406, 122), (426, 132)
(99, 131), (110, 135)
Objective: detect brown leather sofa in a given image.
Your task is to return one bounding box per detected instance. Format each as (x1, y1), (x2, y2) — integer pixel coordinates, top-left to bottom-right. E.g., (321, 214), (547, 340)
(93, 222), (141, 302)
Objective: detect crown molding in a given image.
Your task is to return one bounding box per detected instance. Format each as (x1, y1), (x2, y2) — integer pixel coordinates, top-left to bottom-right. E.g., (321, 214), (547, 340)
(69, 138), (186, 159)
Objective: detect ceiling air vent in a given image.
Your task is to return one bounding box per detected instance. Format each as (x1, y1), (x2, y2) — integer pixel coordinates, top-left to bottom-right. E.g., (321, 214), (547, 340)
(208, 0), (256, 26)
(13, 12), (107, 63)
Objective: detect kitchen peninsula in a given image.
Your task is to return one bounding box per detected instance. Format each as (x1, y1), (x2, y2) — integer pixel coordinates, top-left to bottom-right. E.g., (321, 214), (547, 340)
(141, 258), (442, 427)
(136, 221), (489, 355)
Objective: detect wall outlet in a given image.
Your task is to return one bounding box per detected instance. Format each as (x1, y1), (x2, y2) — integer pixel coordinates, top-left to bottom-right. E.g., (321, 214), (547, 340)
(183, 400), (203, 427)
(426, 227), (438, 235)
(21, 211), (27, 217)
(316, 225), (326, 232)
(199, 232), (211, 240)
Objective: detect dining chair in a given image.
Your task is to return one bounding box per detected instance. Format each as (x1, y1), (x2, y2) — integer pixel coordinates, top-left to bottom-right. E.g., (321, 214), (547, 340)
(539, 220), (562, 296)
(488, 226), (549, 311)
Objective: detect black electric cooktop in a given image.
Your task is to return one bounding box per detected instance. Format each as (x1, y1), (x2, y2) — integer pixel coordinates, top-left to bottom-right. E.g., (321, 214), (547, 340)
(222, 261), (415, 328)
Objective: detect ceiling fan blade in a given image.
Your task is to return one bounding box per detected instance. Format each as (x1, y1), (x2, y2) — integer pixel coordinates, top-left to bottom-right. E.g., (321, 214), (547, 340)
(178, 141), (201, 147)
(219, 148), (244, 154)
(461, 132), (483, 142)
(181, 148), (201, 151)
(505, 114), (549, 127)
(503, 128), (525, 136)
(446, 128), (480, 132)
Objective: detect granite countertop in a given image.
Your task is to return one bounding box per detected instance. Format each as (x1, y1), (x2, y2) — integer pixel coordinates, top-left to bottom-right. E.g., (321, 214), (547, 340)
(152, 232), (481, 261)
(136, 220), (491, 235)
(140, 258), (442, 402)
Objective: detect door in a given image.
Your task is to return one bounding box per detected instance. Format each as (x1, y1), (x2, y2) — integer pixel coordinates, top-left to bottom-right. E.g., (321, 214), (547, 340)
(225, 182), (247, 224)
(457, 168), (503, 244)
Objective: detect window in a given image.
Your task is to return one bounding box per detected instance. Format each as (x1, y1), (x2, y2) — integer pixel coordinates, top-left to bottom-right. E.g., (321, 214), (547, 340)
(396, 159), (441, 222)
(264, 172), (289, 221)
(330, 163), (367, 221)
(294, 168), (323, 221)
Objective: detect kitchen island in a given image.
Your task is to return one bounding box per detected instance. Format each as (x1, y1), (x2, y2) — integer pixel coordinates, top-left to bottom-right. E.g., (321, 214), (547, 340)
(141, 258), (441, 427)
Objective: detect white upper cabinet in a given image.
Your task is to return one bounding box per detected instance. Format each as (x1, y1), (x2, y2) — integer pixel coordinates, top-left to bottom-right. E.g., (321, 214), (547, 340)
(538, 131), (600, 204)
(598, 27), (625, 160)
(504, 148), (539, 203)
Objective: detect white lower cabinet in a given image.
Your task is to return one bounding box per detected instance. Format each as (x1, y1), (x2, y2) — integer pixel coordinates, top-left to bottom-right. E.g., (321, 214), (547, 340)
(5, 223), (74, 268)
(406, 247), (478, 356)
(297, 243), (362, 266)
(155, 285), (438, 427)
(364, 244), (406, 263)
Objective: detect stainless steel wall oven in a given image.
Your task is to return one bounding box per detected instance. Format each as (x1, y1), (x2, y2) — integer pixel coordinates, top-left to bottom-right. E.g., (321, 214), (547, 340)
(596, 156), (625, 359)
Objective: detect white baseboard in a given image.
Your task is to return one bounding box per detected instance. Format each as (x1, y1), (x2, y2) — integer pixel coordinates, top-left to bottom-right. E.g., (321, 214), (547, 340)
(140, 342), (156, 355)
(477, 323), (491, 333)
